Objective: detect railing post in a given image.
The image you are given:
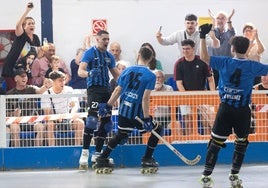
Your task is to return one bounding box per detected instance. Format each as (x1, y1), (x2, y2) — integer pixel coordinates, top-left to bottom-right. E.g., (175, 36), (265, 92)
(0, 95), (7, 148)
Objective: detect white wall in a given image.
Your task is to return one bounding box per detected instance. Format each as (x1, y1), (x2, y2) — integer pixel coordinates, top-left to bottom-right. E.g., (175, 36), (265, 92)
(1, 0), (268, 74)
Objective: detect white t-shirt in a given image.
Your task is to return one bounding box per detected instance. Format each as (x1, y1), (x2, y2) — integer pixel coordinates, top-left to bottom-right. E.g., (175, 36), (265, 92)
(41, 86), (80, 114)
(161, 30), (214, 56)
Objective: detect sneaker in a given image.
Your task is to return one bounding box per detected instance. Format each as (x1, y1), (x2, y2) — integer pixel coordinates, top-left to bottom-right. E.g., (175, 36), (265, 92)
(79, 149), (89, 165)
(229, 174), (243, 188)
(200, 175), (213, 188)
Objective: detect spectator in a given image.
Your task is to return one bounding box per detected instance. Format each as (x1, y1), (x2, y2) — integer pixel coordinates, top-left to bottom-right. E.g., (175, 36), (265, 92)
(109, 42), (122, 62)
(156, 13), (220, 57)
(2, 2), (41, 91)
(14, 50), (37, 85)
(69, 48), (87, 89)
(45, 55), (71, 83)
(208, 9), (236, 88)
(109, 42), (131, 81)
(243, 22), (266, 85)
(6, 67), (52, 147)
(141, 42), (163, 71)
(152, 70), (181, 136)
(31, 43), (71, 87)
(174, 39), (215, 135)
(41, 71), (84, 146)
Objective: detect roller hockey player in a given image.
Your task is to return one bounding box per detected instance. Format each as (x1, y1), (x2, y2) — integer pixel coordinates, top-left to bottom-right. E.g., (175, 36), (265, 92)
(78, 30), (119, 171)
(94, 47), (162, 174)
(199, 23), (268, 187)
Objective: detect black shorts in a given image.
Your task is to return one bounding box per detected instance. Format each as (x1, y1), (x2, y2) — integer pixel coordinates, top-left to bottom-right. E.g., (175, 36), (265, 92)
(212, 103), (251, 140)
(118, 115), (146, 134)
(87, 86), (110, 112)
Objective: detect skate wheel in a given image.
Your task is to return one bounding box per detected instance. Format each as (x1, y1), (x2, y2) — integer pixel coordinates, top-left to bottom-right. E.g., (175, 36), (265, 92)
(141, 168), (145, 174)
(149, 168), (155, 173)
(92, 164), (97, 170)
(145, 168), (150, 174)
(95, 168), (104, 174)
(104, 168), (110, 174)
(152, 168), (158, 173)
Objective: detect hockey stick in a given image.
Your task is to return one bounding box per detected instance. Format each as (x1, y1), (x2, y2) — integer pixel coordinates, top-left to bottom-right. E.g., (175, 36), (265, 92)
(135, 116), (201, 166)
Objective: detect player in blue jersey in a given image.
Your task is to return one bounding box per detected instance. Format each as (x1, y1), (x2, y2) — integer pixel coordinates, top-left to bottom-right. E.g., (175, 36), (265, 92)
(77, 30), (119, 170)
(199, 24), (268, 188)
(94, 46), (163, 174)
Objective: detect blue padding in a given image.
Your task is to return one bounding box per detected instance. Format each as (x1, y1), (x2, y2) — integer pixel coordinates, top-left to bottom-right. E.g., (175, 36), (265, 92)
(2, 142), (268, 170)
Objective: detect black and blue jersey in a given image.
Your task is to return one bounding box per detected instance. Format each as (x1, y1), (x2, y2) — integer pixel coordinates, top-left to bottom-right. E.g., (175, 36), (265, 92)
(81, 46), (116, 88)
(117, 65), (156, 119)
(210, 56), (268, 108)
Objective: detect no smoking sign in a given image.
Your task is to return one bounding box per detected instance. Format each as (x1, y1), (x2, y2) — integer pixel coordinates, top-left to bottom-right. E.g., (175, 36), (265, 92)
(92, 19), (107, 35)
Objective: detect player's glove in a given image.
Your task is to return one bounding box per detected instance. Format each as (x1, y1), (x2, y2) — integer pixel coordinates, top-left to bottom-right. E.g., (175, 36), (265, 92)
(142, 116), (154, 132)
(88, 68), (101, 77)
(199, 23), (212, 39)
(98, 103), (112, 117)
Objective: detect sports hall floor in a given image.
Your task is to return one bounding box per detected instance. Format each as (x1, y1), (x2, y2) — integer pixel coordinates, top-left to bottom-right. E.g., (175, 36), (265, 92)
(0, 164), (267, 188)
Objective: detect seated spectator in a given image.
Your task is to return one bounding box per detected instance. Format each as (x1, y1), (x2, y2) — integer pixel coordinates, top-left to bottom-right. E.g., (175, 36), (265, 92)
(69, 48), (87, 89)
(41, 71), (84, 146)
(141, 42), (163, 71)
(15, 50), (37, 85)
(31, 43), (71, 87)
(6, 67), (52, 147)
(45, 55), (71, 84)
(152, 70), (181, 136)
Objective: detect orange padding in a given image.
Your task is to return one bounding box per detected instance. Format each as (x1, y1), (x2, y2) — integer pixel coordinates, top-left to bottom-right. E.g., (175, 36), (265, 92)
(142, 92), (268, 144)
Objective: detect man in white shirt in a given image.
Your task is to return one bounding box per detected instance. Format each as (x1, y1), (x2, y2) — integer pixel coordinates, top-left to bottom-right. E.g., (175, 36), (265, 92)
(41, 71), (84, 146)
(156, 13), (220, 56)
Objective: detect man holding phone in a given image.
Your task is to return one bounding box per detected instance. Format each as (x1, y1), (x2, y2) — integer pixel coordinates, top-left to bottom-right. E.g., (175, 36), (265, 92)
(156, 13), (220, 57)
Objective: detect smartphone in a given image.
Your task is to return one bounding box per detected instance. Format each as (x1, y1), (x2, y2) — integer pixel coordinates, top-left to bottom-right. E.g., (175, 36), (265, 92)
(28, 2), (34, 8)
(159, 26), (162, 32)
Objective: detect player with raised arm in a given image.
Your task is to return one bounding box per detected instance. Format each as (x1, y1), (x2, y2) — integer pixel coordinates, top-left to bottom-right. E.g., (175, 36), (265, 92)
(77, 30), (119, 170)
(94, 46), (163, 174)
(199, 24), (268, 188)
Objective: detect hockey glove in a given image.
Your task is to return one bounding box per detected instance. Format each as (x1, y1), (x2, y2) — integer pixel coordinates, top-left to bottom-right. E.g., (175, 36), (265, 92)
(142, 116), (154, 132)
(199, 23), (212, 39)
(98, 103), (112, 117)
(88, 68), (101, 77)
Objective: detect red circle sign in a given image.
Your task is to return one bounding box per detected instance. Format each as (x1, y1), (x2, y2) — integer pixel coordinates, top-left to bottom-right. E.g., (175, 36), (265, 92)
(92, 19), (107, 35)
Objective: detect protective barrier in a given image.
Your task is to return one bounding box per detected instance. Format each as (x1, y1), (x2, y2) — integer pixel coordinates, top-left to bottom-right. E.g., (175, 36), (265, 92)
(143, 91), (268, 144)
(1, 90), (268, 148)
